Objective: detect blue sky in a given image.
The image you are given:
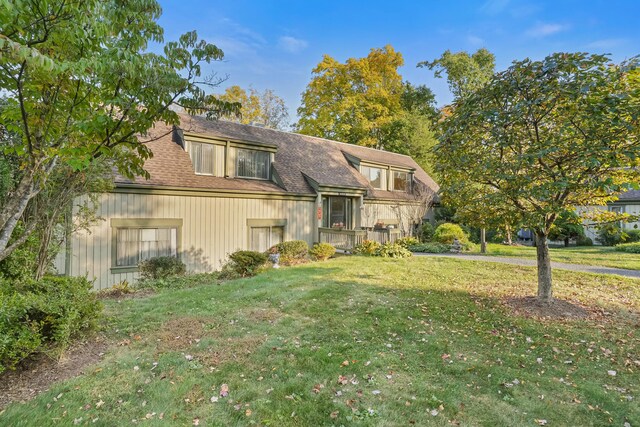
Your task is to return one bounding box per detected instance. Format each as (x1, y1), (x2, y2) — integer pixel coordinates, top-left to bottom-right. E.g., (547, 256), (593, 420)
(157, 0), (639, 123)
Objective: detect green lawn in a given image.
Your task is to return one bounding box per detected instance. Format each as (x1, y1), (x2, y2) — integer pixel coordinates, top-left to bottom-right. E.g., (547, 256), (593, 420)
(477, 243), (640, 271)
(1, 256), (639, 426)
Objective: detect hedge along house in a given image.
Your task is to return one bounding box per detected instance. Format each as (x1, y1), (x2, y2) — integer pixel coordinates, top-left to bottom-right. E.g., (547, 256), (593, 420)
(56, 114), (438, 290)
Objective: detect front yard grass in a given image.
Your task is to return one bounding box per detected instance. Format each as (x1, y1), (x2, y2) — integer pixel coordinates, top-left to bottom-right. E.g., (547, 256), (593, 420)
(479, 243), (640, 271)
(1, 256), (639, 426)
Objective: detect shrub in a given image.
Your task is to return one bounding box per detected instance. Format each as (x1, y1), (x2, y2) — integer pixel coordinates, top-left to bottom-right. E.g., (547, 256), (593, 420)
(376, 242), (412, 258)
(433, 223), (468, 244)
(97, 280), (135, 298)
(309, 243), (336, 261)
(408, 242), (451, 253)
(353, 240), (381, 256)
(138, 256), (186, 280)
(0, 276), (102, 373)
(596, 224), (628, 246)
(271, 240), (309, 265)
(576, 235), (594, 246)
(220, 251), (268, 278)
(418, 222), (435, 242)
(626, 229), (640, 243)
(614, 242), (640, 254)
(395, 237), (419, 248)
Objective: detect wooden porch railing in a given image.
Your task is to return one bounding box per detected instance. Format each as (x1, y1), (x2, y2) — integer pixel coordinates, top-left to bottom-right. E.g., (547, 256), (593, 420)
(319, 227), (403, 251)
(365, 228), (402, 245)
(318, 228), (366, 250)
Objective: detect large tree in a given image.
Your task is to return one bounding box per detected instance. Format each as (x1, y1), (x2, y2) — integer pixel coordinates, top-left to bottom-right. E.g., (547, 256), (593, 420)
(218, 85), (290, 130)
(296, 45), (438, 172)
(0, 0), (239, 262)
(418, 48), (495, 99)
(437, 52), (640, 303)
(420, 48), (522, 244)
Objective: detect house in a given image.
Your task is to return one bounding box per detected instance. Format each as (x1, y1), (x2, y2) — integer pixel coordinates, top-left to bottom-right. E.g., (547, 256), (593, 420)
(582, 189), (640, 242)
(55, 114), (438, 290)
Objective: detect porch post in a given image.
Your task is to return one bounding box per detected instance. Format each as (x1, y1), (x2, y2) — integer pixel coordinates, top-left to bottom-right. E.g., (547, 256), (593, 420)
(316, 192), (323, 243)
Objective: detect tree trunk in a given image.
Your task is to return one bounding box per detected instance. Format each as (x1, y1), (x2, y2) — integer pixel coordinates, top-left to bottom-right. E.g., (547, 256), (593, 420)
(0, 173), (38, 260)
(535, 230), (553, 303)
(505, 225), (513, 245)
(564, 237), (569, 247)
(480, 228), (487, 253)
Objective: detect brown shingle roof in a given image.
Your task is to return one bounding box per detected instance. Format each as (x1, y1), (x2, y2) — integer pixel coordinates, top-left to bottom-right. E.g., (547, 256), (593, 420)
(117, 114), (439, 201)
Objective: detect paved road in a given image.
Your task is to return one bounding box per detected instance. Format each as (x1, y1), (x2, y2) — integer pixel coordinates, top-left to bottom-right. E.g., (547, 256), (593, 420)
(414, 253), (640, 280)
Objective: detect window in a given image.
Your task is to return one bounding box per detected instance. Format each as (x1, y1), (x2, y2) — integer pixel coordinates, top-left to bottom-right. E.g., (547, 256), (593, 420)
(361, 165), (385, 189)
(187, 141), (215, 175)
(250, 226), (284, 252)
(322, 197), (352, 229)
(609, 206), (625, 227)
(236, 148), (270, 179)
(392, 171), (410, 192)
(115, 227), (178, 267)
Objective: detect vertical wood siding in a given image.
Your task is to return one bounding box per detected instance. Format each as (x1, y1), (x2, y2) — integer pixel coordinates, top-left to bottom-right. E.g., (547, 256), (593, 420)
(67, 192), (315, 289)
(362, 201), (422, 236)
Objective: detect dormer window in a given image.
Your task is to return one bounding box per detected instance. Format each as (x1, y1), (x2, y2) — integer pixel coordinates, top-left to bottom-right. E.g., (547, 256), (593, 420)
(392, 171), (410, 192)
(236, 148), (270, 179)
(361, 165), (385, 190)
(187, 141), (215, 175)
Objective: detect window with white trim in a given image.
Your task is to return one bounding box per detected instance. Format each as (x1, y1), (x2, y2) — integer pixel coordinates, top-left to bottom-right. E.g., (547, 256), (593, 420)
(392, 171), (410, 192)
(187, 141), (215, 175)
(115, 227), (178, 267)
(236, 148), (270, 179)
(360, 165), (385, 190)
(250, 226), (284, 252)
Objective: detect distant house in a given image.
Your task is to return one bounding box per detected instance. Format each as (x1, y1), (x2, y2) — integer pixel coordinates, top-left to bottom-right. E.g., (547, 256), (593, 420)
(55, 115), (438, 289)
(581, 189), (640, 242)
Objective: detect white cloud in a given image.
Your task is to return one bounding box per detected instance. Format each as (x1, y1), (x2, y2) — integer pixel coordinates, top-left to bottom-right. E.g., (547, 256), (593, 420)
(525, 22), (569, 38)
(218, 17), (266, 45)
(480, 0), (510, 15)
(467, 35), (485, 46)
(585, 38), (626, 50)
(278, 36), (309, 53)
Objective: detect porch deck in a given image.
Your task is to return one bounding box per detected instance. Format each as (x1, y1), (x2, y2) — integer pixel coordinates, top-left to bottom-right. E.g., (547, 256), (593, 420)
(318, 227), (402, 251)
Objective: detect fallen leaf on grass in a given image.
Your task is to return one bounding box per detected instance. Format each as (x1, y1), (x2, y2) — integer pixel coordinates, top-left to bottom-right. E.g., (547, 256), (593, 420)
(220, 384), (230, 397)
(535, 420), (547, 426)
(312, 384), (325, 394)
(330, 411), (339, 419)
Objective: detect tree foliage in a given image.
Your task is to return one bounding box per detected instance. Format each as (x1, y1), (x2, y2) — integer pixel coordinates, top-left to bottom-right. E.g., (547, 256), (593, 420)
(0, 0), (240, 262)
(217, 85), (290, 130)
(419, 48), (496, 99)
(296, 45), (438, 173)
(548, 210), (585, 246)
(437, 52), (640, 302)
